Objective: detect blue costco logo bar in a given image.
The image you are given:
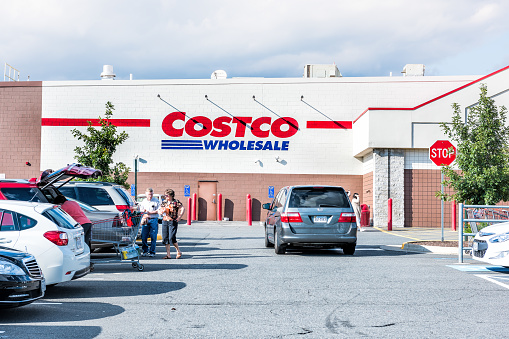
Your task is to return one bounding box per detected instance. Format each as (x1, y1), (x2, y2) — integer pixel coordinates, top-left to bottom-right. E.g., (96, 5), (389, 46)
(161, 140), (290, 151)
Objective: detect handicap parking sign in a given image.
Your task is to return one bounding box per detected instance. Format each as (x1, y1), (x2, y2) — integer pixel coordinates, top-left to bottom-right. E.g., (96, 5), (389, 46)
(130, 184), (136, 196)
(268, 186), (274, 199)
(184, 185), (191, 197)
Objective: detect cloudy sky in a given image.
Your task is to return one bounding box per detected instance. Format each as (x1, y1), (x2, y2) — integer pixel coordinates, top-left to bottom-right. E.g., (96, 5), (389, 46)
(2, 0), (509, 81)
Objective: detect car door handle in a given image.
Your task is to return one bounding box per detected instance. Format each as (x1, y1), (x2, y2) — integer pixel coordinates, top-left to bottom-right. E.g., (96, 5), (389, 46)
(0, 238), (12, 244)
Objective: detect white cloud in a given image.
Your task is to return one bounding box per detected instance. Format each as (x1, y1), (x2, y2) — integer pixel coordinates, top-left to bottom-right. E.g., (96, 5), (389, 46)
(1, 0), (509, 80)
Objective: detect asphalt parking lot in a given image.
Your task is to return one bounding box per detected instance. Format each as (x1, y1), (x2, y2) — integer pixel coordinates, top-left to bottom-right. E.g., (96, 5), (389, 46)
(1, 223), (507, 338)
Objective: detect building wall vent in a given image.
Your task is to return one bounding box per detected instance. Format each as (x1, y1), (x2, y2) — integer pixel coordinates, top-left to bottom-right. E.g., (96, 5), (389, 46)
(100, 65), (116, 80)
(402, 64), (425, 76)
(304, 64), (342, 78)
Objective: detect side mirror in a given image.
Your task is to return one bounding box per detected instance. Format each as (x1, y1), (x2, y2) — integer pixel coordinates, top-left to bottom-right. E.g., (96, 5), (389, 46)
(262, 203), (271, 210)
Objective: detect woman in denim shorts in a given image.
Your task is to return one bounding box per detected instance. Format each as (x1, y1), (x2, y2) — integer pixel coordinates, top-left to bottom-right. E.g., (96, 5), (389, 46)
(159, 189), (185, 259)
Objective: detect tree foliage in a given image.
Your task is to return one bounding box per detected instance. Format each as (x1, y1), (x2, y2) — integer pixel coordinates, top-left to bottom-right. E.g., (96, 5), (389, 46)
(438, 84), (509, 204)
(71, 102), (130, 188)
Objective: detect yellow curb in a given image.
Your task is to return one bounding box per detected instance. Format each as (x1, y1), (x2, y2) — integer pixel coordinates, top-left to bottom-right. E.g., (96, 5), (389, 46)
(373, 227), (423, 242)
(136, 234), (163, 242)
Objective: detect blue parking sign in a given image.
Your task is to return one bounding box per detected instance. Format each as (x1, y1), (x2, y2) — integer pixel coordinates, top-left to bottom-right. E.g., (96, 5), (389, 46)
(130, 184), (136, 196)
(268, 186), (274, 199)
(184, 185), (191, 197)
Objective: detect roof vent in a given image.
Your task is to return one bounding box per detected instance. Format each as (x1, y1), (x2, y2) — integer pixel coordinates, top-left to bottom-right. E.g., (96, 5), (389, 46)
(211, 70), (227, 79)
(402, 64), (425, 76)
(304, 64), (342, 78)
(100, 65), (116, 80)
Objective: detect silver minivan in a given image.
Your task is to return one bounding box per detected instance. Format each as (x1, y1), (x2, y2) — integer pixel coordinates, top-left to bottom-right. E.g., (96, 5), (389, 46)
(262, 185), (357, 255)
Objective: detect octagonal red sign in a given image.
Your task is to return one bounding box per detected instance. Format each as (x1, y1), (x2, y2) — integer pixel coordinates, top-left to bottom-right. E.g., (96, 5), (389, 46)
(429, 140), (456, 166)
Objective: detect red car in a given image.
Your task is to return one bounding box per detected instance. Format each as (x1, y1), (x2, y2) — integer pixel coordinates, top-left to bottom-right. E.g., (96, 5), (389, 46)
(0, 163), (102, 204)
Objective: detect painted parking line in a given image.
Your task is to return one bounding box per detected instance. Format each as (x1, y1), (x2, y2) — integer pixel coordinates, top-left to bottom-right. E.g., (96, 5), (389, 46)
(446, 265), (509, 273)
(475, 275), (509, 290)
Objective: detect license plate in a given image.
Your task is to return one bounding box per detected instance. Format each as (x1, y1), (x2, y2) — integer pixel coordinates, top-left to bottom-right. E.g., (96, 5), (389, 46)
(314, 216), (327, 223)
(75, 236), (83, 250)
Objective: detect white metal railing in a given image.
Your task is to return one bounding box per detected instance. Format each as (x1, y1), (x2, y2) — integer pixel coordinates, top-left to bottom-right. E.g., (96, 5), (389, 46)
(458, 203), (509, 262)
(4, 63), (20, 81)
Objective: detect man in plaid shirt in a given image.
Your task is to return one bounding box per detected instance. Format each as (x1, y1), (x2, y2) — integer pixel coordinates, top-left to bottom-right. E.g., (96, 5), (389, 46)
(159, 188), (185, 259)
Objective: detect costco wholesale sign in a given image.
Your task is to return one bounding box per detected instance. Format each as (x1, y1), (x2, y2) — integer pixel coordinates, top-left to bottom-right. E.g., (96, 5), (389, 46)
(161, 112), (298, 151)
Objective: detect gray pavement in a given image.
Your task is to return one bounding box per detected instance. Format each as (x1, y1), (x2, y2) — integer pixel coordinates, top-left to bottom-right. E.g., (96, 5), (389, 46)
(2, 222), (505, 338)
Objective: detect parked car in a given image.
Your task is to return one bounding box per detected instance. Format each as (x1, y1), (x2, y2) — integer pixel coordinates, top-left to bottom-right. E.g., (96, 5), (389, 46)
(0, 163), (102, 206)
(0, 200), (90, 285)
(471, 222), (509, 267)
(58, 181), (136, 213)
(262, 185), (357, 255)
(0, 246), (45, 308)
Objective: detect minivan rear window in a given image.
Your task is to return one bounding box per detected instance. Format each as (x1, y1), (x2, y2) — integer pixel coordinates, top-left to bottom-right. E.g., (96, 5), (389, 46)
(76, 187), (114, 206)
(288, 187), (350, 208)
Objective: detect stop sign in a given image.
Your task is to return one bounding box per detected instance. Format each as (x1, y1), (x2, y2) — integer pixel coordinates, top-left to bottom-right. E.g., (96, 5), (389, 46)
(429, 140), (456, 166)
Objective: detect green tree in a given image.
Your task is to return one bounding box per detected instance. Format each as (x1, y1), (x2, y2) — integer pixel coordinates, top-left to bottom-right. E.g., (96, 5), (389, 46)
(438, 84), (509, 204)
(71, 102), (130, 188)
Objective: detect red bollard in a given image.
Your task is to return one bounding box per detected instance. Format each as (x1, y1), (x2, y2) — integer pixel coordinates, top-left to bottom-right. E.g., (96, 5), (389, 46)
(388, 198), (393, 231)
(187, 198), (192, 225)
(217, 193), (222, 221)
(192, 193), (197, 221)
(452, 200), (457, 231)
(246, 194), (251, 221)
(247, 198), (252, 226)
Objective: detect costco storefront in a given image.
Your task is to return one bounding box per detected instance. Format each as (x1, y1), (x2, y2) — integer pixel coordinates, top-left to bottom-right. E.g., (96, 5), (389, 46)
(2, 64), (509, 226)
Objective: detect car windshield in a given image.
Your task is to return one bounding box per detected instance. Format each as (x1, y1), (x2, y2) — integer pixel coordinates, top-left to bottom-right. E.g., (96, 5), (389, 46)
(42, 207), (78, 229)
(288, 187), (350, 208)
(0, 187), (47, 203)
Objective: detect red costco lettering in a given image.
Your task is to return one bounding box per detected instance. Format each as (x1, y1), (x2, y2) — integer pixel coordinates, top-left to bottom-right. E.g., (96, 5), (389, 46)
(162, 113), (299, 138)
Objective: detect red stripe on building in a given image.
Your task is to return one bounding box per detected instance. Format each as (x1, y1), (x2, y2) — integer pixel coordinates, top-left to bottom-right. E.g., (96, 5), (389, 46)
(41, 118), (151, 127)
(306, 121), (353, 129)
(353, 64), (509, 124)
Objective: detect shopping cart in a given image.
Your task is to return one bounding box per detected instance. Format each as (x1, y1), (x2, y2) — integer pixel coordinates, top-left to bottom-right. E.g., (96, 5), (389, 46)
(91, 211), (144, 271)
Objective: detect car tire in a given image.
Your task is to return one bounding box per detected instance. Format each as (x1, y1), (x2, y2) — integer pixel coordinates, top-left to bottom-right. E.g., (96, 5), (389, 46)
(342, 243), (356, 255)
(274, 227), (286, 254)
(265, 224), (274, 248)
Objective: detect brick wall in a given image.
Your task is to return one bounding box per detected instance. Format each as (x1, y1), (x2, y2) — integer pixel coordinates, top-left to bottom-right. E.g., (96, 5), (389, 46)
(130, 172), (363, 221)
(404, 169), (456, 227)
(362, 171), (373, 218)
(0, 82), (42, 179)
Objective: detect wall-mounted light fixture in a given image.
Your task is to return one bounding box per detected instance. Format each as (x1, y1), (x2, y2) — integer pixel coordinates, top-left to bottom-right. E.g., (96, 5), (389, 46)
(25, 161), (31, 166)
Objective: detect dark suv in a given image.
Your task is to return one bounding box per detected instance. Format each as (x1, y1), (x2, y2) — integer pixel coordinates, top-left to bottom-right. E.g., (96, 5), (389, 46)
(262, 185), (357, 255)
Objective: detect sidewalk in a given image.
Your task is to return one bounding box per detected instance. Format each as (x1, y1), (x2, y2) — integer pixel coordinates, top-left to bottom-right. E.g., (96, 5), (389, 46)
(369, 226), (460, 254)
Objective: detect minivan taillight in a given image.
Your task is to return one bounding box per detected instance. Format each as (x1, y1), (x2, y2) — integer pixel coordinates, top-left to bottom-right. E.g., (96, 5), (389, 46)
(44, 231), (69, 246)
(338, 212), (356, 223)
(116, 205), (129, 211)
(281, 212), (303, 223)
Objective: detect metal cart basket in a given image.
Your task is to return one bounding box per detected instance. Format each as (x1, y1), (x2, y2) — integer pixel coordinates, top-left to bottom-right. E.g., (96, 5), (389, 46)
(91, 211), (144, 271)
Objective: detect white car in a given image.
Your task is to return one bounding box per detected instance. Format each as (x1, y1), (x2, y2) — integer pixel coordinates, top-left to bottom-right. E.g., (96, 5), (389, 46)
(0, 200), (90, 285)
(471, 222), (509, 267)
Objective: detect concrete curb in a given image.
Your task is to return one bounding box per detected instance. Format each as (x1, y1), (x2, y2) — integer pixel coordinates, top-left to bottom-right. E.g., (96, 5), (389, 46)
(381, 243), (457, 255)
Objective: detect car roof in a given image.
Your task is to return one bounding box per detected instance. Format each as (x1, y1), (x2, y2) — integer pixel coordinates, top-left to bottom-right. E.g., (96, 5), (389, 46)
(0, 200), (54, 210)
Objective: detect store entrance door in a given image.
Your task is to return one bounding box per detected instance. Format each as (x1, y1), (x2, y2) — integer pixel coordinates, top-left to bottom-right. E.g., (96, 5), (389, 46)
(198, 181), (218, 221)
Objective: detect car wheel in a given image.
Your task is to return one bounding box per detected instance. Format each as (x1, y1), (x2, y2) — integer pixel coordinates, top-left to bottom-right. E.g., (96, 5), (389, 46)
(274, 228), (286, 254)
(342, 243), (356, 255)
(265, 224), (274, 248)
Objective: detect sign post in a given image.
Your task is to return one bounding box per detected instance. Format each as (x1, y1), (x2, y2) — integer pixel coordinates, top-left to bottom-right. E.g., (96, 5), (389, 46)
(429, 140), (456, 241)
